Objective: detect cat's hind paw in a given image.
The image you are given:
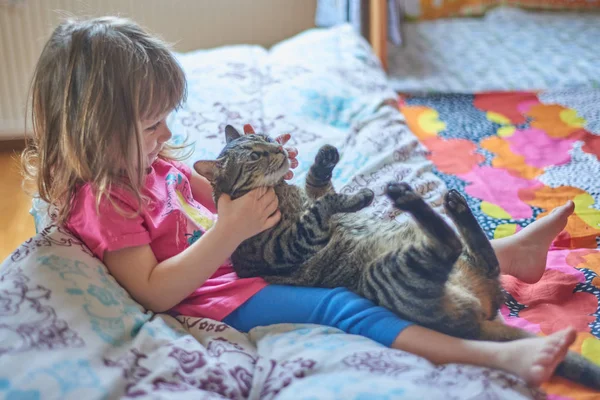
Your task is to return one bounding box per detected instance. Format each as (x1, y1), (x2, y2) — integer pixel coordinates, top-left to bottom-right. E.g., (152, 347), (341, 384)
(444, 189), (469, 215)
(386, 182), (422, 211)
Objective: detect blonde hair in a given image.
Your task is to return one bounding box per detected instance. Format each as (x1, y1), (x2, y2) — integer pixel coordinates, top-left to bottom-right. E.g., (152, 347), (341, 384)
(22, 16), (188, 224)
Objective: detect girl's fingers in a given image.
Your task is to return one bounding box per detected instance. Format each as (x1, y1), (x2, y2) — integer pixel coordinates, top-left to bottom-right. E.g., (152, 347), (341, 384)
(275, 133), (291, 145)
(265, 197), (279, 217)
(243, 124), (256, 135)
(248, 187), (268, 206)
(258, 188), (278, 206)
(267, 193), (279, 211)
(285, 147), (298, 158)
(289, 158), (299, 169)
(260, 187), (278, 205)
(264, 210), (281, 229)
(283, 171), (294, 180)
(262, 186), (274, 197)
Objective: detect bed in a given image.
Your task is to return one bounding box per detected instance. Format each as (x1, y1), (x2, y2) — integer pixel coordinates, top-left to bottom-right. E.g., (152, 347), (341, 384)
(1, 25), (552, 399)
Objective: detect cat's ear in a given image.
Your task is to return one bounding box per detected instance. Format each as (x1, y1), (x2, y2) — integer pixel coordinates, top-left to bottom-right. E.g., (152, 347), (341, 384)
(225, 125), (242, 143)
(193, 160), (218, 182)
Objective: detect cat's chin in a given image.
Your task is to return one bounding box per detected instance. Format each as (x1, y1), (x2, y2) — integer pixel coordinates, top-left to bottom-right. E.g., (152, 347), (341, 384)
(262, 159), (290, 186)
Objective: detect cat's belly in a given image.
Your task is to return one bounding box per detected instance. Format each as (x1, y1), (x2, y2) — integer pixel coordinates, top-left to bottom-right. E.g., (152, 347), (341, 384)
(333, 215), (420, 257)
(310, 215), (420, 289)
(232, 211), (420, 290)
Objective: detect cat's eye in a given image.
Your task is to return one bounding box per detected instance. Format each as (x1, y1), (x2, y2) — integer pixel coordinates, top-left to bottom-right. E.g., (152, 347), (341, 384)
(250, 152), (261, 161)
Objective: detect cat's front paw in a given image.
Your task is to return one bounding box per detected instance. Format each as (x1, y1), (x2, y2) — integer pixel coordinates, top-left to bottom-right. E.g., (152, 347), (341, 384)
(315, 145), (339, 169)
(311, 145), (339, 181)
(344, 188), (375, 212)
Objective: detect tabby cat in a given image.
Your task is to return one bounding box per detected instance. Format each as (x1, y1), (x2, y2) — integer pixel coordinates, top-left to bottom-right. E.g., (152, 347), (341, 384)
(194, 125), (600, 390)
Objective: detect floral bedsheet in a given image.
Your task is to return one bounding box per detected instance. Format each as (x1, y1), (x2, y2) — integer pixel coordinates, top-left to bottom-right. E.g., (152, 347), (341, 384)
(400, 89), (600, 399)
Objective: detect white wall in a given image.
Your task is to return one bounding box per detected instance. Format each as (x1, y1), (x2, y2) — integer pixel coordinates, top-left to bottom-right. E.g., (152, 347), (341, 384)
(0, 0), (317, 139)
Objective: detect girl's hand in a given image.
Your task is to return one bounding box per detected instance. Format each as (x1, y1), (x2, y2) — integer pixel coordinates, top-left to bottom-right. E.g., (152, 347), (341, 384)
(243, 124), (298, 180)
(216, 187), (281, 243)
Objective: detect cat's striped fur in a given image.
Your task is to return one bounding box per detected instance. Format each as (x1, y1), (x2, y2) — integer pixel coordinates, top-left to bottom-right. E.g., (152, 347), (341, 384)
(194, 125), (600, 390)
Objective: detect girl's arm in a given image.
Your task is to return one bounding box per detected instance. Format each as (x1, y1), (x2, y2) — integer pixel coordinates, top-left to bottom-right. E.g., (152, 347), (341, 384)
(104, 187), (280, 312)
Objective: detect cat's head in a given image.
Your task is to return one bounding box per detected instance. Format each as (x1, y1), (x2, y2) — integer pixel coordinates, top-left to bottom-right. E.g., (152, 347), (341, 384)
(194, 125), (290, 199)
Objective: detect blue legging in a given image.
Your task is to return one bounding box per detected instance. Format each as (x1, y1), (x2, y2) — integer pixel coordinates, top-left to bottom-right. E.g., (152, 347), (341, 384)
(223, 285), (413, 347)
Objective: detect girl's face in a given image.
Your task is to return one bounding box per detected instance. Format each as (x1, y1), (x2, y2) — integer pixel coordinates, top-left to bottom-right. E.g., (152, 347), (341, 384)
(141, 111), (172, 167)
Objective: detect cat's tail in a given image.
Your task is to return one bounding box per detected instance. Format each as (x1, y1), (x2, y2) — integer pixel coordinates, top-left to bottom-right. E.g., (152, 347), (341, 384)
(556, 352), (600, 391)
(479, 319), (600, 390)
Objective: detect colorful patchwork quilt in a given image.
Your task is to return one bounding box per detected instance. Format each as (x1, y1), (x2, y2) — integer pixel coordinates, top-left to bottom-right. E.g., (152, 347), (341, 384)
(400, 89), (600, 399)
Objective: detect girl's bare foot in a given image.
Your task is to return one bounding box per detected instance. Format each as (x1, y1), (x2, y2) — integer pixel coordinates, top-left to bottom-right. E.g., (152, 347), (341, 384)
(495, 200), (575, 283)
(496, 327), (577, 386)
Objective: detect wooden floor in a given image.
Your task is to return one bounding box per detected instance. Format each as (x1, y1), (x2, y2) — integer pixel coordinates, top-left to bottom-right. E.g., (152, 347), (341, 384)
(0, 146), (35, 261)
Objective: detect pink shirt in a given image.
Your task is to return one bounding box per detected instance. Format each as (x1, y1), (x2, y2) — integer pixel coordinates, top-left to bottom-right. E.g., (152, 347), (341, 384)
(65, 158), (267, 320)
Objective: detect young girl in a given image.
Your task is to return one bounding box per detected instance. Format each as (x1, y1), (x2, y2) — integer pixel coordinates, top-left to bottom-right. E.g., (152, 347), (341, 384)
(24, 16), (577, 388)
